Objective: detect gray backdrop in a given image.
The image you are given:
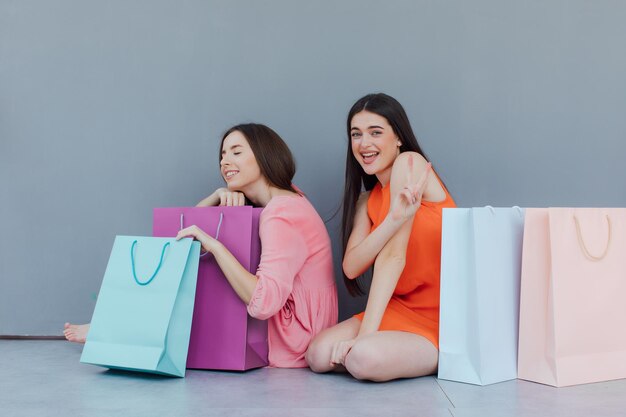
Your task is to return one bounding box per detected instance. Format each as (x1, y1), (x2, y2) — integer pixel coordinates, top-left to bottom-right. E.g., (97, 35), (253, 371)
(2, 0), (625, 335)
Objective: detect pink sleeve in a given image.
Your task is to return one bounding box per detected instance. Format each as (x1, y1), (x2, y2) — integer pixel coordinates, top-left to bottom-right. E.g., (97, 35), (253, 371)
(247, 209), (308, 320)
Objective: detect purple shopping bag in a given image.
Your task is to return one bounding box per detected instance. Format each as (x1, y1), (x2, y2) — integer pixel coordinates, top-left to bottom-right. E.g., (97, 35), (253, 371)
(153, 206), (268, 371)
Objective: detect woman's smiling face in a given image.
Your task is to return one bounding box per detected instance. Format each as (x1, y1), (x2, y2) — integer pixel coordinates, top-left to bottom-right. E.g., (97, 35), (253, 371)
(350, 110), (401, 180)
(220, 130), (263, 191)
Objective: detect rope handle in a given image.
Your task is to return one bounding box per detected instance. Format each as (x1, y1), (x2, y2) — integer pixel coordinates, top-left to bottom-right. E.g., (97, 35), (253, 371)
(574, 214), (611, 261)
(180, 212), (224, 257)
(130, 240), (170, 286)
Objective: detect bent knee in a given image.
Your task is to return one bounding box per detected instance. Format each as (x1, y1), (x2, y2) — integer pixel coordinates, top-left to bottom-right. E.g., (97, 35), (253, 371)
(343, 342), (385, 381)
(305, 339), (332, 373)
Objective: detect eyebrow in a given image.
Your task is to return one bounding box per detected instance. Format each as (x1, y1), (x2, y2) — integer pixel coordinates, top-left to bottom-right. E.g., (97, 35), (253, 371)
(351, 125), (385, 131)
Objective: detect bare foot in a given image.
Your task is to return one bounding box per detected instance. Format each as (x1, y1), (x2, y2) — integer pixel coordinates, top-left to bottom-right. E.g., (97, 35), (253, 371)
(63, 322), (90, 343)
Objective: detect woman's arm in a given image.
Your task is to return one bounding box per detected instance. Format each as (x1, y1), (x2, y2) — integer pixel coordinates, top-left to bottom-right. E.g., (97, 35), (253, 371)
(357, 153), (431, 337)
(176, 209), (307, 320)
(342, 153), (437, 279)
(342, 191), (407, 279)
(330, 153), (431, 365)
(358, 220), (413, 335)
(176, 226), (258, 303)
(246, 213), (308, 320)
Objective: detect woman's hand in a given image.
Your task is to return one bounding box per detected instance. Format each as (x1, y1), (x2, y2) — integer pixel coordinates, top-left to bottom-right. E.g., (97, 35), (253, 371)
(214, 188), (245, 206)
(196, 188), (246, 207)
(330, 338), (357, 366)
(389, 158), (432, 222)
(176, 225), (222, 254)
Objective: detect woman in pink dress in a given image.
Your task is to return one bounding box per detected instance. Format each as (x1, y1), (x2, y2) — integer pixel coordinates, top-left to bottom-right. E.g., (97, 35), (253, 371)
(66, 123), (338, 368)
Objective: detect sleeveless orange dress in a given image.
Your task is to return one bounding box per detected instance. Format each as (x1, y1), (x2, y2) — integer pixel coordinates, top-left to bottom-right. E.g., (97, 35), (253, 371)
(354, 172), (456, 349)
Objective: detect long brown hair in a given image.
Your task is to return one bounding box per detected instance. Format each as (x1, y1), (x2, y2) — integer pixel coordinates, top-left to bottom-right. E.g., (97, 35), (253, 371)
(342, 93), (430, 296)
(220, 123), (298, 195)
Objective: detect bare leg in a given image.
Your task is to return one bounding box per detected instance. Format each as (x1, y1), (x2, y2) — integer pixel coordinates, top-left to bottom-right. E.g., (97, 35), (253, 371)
(344, 331), (438, 382)
(305, 317), (360, 373)
(63, 323), (90, 343)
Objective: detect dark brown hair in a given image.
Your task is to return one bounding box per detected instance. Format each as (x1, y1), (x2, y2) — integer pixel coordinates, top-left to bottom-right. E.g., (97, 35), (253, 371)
(342, 93), (430, 296)
(220, 123), (298, 195)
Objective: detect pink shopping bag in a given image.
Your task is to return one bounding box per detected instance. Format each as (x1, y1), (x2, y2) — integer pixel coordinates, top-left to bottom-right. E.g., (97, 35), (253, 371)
(518, 208), (626, 387)
(153, 206), (268, 371)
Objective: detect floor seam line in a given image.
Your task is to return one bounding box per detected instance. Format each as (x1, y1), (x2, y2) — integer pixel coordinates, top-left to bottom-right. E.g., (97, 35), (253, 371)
(434, 377), (456, 408)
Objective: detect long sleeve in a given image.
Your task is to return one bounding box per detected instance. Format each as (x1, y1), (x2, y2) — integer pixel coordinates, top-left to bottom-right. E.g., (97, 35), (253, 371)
(247, 210), (308, 320)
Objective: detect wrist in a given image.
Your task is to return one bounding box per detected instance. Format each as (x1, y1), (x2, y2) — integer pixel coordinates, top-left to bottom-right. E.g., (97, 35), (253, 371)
(196, 192), (218, 207)
(356, 319), (377, 338)
(383, 213), (406, 229)
(207, 239), (225, 254)
(209, 190), (222, 206)
(357, 327), (374, 338)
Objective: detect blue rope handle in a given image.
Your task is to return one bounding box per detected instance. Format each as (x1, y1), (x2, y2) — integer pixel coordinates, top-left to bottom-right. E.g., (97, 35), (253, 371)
(130, 240), (171, 286)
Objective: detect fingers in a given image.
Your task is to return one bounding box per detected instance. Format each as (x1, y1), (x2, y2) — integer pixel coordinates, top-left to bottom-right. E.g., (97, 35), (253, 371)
(330, 342), (339, 366)
(176, 225), (216, 254)
(329, 340), (354, 366)
(417, 162), (432, 191)
(176, 225), (203, 241)
(401, 188), (415, 205)
(406, 154), (414, 185)
(405, 156), (430, 191)
(219, 191), (246, 206)
(330, 341), (345, 366)
(175, 228), (192, 241)
(410, 162), (432, 199)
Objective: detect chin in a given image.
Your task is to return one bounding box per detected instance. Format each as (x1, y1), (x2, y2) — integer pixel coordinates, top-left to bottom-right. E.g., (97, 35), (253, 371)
(360, 165), (377, 176)
(227, 182), (247, 192)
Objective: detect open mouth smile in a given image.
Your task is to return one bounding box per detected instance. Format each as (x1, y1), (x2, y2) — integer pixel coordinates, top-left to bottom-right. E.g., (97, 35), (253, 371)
(361, 152), (379, 164)
(224, 170), (239, 180)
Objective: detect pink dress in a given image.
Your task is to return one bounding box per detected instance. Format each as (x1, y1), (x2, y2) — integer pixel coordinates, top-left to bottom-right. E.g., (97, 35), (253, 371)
(246, 194), (338, 368)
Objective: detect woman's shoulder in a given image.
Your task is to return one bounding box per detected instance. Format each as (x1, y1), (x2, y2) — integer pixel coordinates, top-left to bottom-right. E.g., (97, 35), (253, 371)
(393, 151), (429, 172)
(262, 192), (315, 221)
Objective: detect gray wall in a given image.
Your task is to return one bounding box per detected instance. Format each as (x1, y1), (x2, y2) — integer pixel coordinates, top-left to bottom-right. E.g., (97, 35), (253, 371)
(2, 0), (625, 335)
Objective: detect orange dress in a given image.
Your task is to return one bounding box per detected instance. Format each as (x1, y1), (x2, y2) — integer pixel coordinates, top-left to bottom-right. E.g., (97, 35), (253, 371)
(354, 172), (456, 349)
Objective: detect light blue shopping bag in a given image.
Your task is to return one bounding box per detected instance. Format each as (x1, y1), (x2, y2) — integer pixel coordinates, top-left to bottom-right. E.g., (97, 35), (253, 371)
(438, 207), (524, 385)
(80, 236), (200, 377)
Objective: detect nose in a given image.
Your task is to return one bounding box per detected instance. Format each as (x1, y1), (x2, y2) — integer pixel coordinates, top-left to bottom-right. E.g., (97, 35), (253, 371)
(360, 134), (372, 149)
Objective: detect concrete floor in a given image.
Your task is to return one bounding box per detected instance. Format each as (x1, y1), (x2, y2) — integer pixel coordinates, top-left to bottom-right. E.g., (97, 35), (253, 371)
(2, 340), (626, 417)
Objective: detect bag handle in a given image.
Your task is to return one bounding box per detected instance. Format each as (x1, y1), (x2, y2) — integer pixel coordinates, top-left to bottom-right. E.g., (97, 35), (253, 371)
(574, 214), (611, 261)
(180, 212), (224, 257)
(130, 240), (170, 286)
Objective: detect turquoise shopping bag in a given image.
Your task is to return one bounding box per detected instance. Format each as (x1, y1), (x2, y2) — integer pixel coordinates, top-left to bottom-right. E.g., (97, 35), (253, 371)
(438, 207), (524, 385)
(80, 236), (200, 377)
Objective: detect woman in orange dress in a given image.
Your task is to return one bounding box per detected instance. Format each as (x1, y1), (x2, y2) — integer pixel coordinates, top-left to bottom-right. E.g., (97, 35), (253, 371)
(306, 93), (456, 381)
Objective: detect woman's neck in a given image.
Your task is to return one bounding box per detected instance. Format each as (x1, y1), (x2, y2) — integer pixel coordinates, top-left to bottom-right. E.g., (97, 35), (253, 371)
(241, 181), (298, 207)
(376, 166), (392, 188)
